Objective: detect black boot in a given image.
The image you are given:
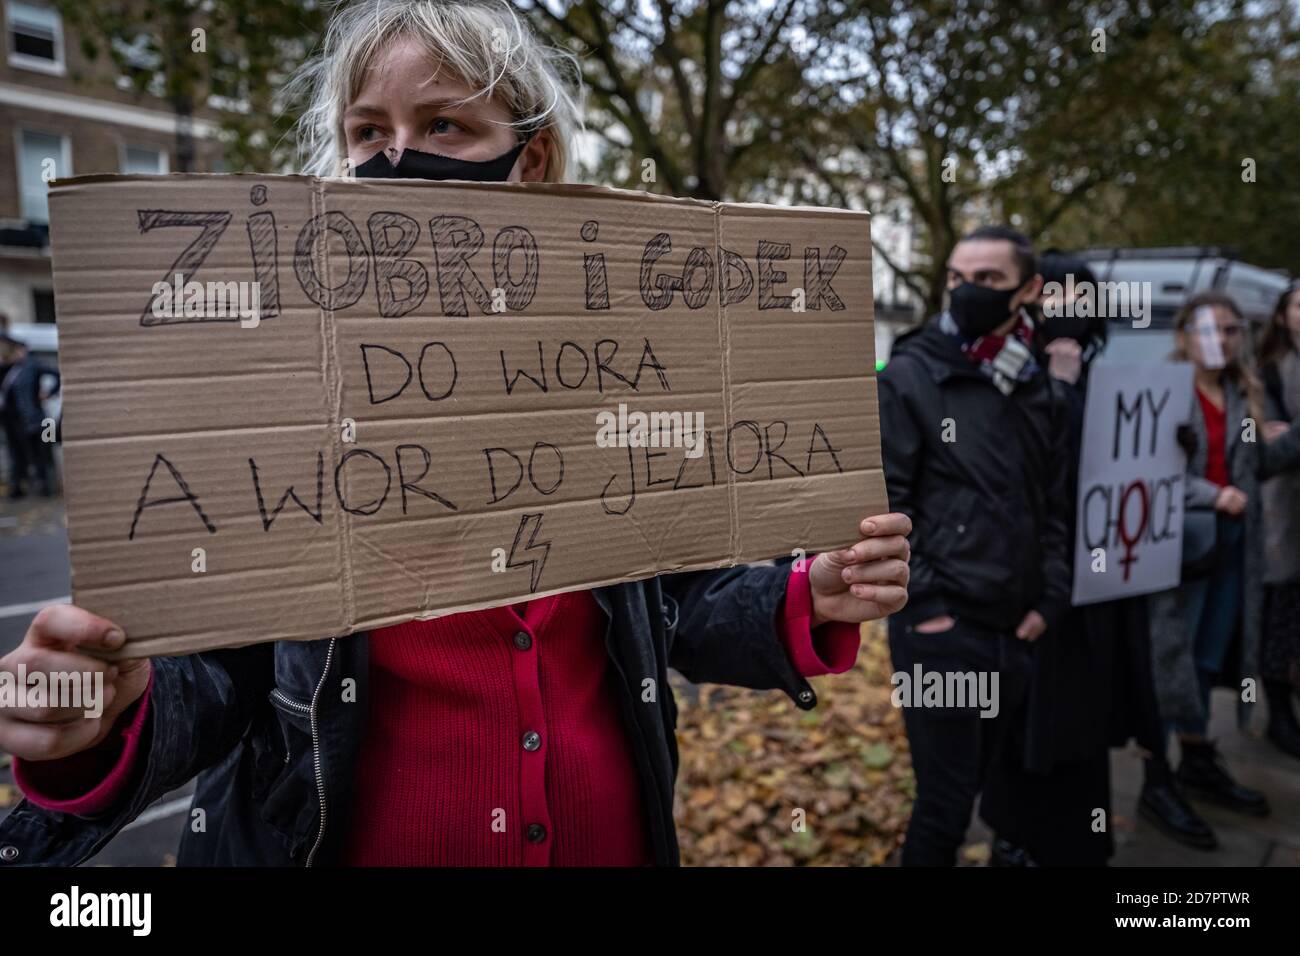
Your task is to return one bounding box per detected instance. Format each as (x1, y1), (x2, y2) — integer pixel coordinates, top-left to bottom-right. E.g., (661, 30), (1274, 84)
(1265, 681), (1300, 760)
(1138, 781), (1218, 849)
(1177, 739), (1271, 816)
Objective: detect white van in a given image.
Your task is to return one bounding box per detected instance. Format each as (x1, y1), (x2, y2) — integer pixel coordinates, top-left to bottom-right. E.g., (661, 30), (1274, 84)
(1082, 247), (1291, 365)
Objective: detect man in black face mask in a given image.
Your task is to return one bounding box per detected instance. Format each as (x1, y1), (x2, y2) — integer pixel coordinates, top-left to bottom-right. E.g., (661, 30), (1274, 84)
(878, 225), (1072, 865)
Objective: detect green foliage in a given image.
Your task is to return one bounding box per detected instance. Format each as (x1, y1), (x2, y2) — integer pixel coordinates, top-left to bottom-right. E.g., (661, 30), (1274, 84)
(55, 0), (326, 172)
(805, 0), (1300, 312)
(520, 0), (841, 199)
(1019, 8), (1300, 278)
(531, 0), (1300, 313)
(61, 0), (1300, 300)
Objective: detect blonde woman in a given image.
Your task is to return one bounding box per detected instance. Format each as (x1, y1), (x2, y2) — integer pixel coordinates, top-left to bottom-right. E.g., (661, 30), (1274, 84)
(0, 0), (910, 867)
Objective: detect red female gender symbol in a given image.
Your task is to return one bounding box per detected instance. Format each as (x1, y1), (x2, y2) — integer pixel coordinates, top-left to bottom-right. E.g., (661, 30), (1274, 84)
(1117, 479), (1150, 581)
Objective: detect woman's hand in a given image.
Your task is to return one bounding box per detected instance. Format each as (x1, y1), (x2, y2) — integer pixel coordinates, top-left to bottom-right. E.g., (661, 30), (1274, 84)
(0, 605), (150, 762)
(1214, 484), (1248, 516)
(1045, 338), (1084, 385)
(808, 512), (911, 625)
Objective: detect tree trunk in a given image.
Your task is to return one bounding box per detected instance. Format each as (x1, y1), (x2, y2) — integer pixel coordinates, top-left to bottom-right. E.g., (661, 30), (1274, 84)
(169, 7), (196, 173)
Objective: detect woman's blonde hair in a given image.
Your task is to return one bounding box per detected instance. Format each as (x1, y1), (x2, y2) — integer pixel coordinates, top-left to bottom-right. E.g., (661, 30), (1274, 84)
(289, 0), (582, 180)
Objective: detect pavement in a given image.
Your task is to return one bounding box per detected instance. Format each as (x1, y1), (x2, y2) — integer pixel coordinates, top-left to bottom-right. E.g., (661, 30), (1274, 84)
(1107, 695), (1300, 867)
(3, 492), (1298, 866)
(960, 690), (1300, 867)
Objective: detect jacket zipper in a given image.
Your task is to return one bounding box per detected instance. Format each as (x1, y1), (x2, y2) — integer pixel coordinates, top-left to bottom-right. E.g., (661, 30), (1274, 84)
(304, 637), (337, 867)
(269, 688), (310, 715)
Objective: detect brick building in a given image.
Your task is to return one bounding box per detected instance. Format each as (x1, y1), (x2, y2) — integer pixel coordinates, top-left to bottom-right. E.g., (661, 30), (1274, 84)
(0, 0), (223, 360)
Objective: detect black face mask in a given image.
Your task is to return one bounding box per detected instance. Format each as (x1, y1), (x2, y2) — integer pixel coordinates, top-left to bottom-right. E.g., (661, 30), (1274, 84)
(354, 141), (529, 182)
(948, 280), (1026, 338)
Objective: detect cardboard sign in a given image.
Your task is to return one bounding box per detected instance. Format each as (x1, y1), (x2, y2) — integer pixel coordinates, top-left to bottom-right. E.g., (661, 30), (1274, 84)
(48, 175), (885, 657)
(1071, 362), (1194, 606)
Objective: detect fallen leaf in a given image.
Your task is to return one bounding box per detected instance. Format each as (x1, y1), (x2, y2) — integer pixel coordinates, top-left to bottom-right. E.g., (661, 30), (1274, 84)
(862, 742), (894, 769)
(673, 621), (912, 866)
(688, 787), (717, 808)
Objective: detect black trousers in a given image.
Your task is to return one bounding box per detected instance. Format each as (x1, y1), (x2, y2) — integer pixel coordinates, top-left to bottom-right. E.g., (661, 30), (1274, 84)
(889, 615), (1034, 866)
(3, 419), (52, 492)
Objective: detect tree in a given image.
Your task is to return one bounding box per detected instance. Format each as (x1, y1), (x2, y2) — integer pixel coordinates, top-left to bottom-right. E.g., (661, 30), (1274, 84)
(59, 0), (1300, 295)
(56, 0), (326, 173)
(796, 0), (1298, 316)
(1020, 5), (1300, 276)
(522, 0), (838, 200)
(528, 1), (1300, 316)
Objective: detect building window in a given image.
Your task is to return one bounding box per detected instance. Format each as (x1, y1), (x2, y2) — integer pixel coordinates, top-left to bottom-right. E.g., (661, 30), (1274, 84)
(33, 288), (55, 324)
(6, 0), (64, 75)
(17, 129), (70, 224)
(122, 146), (168, 175)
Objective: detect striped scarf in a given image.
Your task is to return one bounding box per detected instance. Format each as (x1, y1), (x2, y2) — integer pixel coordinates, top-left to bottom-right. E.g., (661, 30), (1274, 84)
(939, 310), (1039, 395)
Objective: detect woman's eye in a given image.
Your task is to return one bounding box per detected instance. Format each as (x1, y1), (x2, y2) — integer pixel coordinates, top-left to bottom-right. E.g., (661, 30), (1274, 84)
(356, 125), (381, 142)
(431, 118), (462, 136)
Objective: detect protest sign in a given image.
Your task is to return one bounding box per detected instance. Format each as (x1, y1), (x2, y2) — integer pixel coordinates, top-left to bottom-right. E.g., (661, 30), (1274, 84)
(1071, 362), (1195, 605)
(48, 175), (885, 657)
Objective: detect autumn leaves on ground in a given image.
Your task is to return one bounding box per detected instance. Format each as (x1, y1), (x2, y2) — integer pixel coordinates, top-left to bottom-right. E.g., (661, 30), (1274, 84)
(672, 620), (915, 866)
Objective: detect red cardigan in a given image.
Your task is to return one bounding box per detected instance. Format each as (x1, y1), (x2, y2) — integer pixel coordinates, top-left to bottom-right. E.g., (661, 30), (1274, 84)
(15, 563), (859, 865)
(1196, 385), (1229, 488)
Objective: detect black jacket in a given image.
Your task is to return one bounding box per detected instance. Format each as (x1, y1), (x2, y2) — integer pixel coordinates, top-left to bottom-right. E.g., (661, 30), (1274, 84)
(0, 566), (823, 868)
(878, 320), (1071, 633)
(0, 358), (58, 434)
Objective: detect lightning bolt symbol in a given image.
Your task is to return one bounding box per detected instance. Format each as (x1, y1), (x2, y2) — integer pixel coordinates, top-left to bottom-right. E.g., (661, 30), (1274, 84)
(506, 512), (551, 593)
